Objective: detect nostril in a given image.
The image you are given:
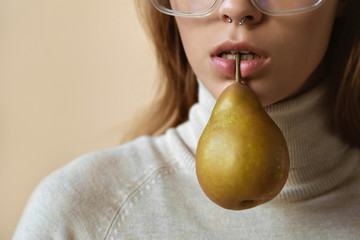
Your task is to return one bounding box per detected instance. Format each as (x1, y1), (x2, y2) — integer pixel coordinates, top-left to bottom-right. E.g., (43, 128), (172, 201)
(246, 16), (253, 21)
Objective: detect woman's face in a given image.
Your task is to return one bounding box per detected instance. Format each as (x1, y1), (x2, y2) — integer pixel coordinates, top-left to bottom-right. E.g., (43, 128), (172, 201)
(175, 0), (340, 106)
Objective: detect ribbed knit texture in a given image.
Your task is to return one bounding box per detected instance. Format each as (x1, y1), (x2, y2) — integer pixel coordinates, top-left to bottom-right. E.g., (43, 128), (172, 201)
(13, 80), (360, 240)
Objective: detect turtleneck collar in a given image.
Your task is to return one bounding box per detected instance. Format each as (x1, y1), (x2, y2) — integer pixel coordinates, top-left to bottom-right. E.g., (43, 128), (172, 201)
(169, 80), (359, 201)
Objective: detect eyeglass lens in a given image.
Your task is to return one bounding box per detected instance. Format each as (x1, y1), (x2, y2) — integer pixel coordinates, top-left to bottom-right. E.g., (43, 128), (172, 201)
(255, 0), (322, 13)
(154, 0), (322, 14)
(156, 0), (216, 13)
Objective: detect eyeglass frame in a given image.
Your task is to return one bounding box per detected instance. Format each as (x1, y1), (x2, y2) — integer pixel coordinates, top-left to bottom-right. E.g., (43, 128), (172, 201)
(150, 0), (327, 17)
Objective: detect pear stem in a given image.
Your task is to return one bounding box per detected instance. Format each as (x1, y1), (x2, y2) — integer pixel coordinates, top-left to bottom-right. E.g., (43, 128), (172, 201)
(236, 53), (246, 85)
(236, 52), (240, 83)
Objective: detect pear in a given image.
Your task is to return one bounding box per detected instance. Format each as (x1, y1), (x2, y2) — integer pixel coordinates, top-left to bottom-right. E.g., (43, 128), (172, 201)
(196, 82), (290, 210)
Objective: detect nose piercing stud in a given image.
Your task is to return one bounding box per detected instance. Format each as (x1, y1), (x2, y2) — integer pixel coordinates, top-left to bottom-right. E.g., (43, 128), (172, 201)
(239, 17), (246, 25)
(228, 17), (246, 25)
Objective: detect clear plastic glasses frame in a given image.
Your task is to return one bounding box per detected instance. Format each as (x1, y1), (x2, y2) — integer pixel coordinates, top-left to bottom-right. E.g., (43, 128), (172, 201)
(151, 0), (327, 17)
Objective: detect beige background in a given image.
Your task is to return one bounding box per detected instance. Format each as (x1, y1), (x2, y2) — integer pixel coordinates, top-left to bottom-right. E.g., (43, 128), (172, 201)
(0, 0), (157, 238)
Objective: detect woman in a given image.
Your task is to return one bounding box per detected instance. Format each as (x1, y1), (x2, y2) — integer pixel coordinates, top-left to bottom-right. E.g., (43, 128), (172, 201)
(13, 0), (360, 239)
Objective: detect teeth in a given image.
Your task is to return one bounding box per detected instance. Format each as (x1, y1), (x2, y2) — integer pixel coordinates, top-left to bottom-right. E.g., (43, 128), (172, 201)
(231, 50), (250, 54)
(221, 53), (236, 60)
(241, 54), (261, 60)
(220, 52), (261, 60)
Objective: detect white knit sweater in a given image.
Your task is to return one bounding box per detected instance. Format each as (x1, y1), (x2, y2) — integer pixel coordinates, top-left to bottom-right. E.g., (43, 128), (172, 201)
(13, 81), (360, 240)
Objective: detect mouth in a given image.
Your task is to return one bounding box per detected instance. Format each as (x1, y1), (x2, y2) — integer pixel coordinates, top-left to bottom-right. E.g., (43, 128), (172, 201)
(210, 41), (269, 79)
(212, 41), (267, 60)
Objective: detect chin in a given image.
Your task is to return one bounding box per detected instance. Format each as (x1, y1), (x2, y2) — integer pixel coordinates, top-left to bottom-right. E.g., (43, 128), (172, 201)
(200, 78), (234, 100)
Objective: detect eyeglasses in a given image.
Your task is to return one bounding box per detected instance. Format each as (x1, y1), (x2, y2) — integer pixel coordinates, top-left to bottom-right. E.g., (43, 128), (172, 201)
(151, 0), (326, 17)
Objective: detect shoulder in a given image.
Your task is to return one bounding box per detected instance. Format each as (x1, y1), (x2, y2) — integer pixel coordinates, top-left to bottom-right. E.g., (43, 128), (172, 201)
(13, 135), (174, 239)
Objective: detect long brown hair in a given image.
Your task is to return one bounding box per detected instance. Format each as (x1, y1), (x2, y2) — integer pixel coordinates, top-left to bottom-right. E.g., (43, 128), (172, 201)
(327, 0), (360, 147)
(123, 0), (197, 141)
(128, 0), (360, 147)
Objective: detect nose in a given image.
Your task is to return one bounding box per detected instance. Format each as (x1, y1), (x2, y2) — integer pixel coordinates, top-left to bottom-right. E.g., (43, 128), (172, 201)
(218, 0), (263, 25)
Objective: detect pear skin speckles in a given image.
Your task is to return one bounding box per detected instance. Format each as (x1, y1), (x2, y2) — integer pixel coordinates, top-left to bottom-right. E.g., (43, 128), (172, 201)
(196, 82), (290, 210)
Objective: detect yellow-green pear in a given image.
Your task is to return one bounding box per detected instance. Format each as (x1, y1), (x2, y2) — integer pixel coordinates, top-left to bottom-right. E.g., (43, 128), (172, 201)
(196, 82), (290, 210)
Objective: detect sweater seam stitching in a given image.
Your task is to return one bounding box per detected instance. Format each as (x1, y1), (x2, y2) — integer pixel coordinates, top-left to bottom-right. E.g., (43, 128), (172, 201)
(102, 161), (180, 240)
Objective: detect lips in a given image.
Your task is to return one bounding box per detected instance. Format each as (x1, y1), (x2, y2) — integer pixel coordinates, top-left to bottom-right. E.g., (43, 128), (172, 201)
(210, 41), (269, 79)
